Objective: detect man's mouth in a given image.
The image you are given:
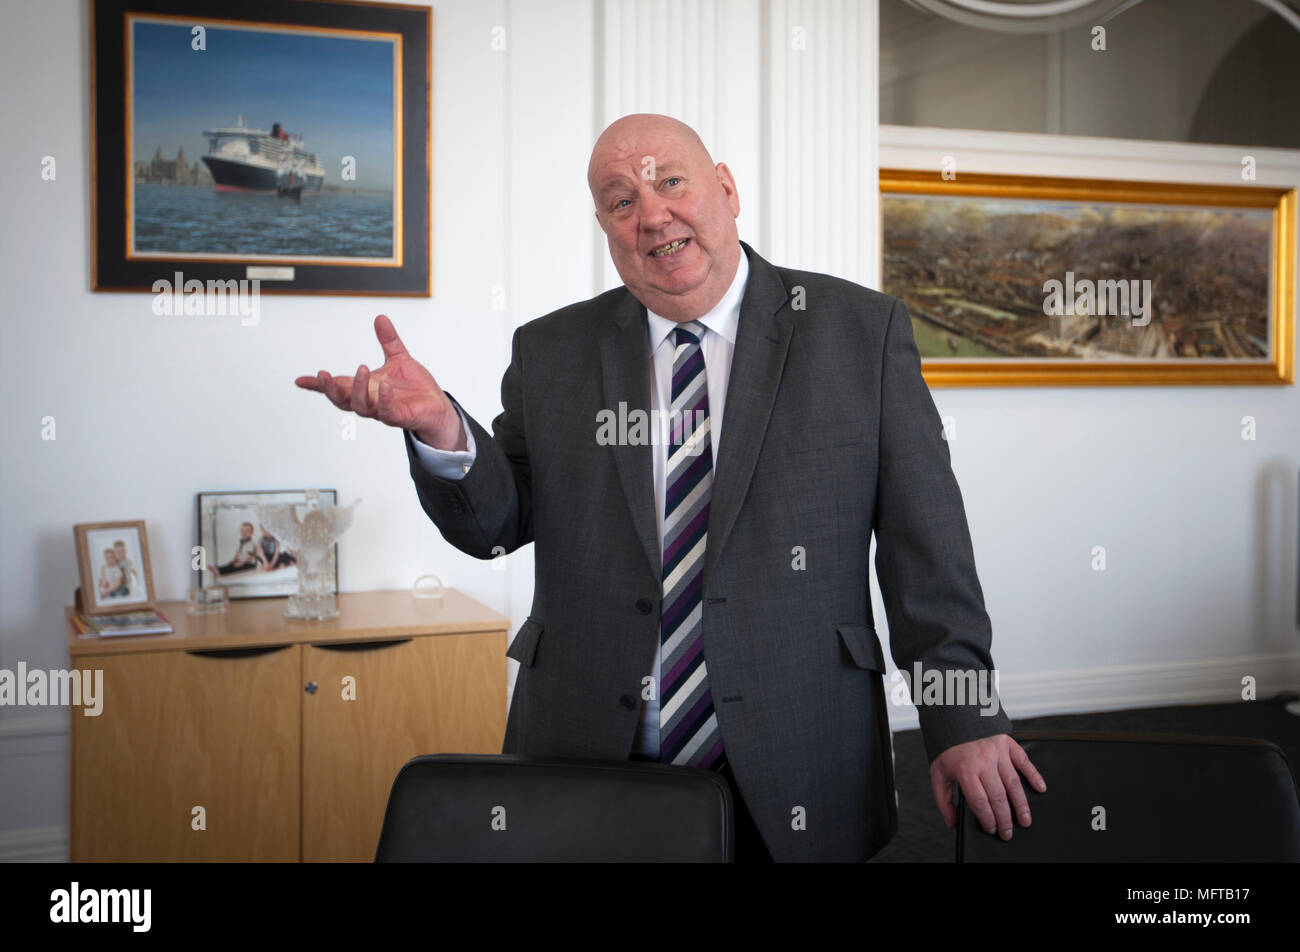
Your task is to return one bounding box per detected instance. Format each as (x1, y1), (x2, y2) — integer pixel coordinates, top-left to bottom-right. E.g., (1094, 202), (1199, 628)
(649, 237), (690, 258)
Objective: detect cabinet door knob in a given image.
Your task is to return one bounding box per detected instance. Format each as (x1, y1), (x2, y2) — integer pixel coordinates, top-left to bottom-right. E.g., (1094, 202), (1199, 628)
(305, 681), (319, 694)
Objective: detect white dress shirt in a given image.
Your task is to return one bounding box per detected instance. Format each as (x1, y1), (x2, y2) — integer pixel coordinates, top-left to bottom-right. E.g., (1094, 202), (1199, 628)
(411, 249), (750, 758)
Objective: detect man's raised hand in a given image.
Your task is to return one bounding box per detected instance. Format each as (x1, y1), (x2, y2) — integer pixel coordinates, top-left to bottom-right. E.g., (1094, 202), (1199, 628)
(294, 314), (466, 451)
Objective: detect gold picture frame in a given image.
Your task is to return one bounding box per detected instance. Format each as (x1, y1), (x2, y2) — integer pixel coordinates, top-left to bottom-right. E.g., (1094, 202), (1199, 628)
(73, 520), (156, 615)
(880, 169), (1296, 386)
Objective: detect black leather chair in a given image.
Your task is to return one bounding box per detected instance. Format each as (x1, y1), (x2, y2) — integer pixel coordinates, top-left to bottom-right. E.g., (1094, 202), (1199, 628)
(374, 753), (733, 862)
(957, 730), (1300, 862)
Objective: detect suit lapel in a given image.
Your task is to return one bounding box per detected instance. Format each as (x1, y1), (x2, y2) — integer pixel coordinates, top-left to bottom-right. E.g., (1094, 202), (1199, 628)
(599, 242), (793, 585)
(705, 243), (793, 583)
(600, 290), (661, 580)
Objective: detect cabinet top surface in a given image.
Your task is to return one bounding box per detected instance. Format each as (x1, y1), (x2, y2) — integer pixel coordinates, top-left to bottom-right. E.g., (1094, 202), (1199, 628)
(67, 588), (510, 656)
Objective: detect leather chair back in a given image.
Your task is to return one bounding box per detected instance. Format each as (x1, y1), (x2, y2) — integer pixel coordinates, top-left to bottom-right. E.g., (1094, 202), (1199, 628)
(958, 731), (1300, 862)
(375, 753), (733, 862)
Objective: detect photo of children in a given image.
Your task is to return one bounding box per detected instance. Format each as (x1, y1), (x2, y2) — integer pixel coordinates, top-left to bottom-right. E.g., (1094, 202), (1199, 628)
(208, 520), (261, 577)
(98, 547), (127, 597)
(81, 525), (151, 610)
(207, 521), (298, 579)
(257, 524), (298, 572)
(197, 491), (330, 599)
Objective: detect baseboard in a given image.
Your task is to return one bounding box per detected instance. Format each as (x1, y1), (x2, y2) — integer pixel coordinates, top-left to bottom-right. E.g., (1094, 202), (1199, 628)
(883, 650), (1300, 733)
(0, 713), (69, 862)
(0, 825), (68, 863)
(0, 712), (69, 751)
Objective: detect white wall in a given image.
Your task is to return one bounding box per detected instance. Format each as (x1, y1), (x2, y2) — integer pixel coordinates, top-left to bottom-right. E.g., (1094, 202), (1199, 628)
(1, 0), (1296, 860)
(881, 126), (1300, 712)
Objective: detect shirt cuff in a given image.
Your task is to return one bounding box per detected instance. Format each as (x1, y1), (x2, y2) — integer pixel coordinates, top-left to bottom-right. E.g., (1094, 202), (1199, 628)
(410, 405), (476, 480)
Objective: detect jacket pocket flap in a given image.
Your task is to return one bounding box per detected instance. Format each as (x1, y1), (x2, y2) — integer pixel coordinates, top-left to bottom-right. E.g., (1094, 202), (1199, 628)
(789, 420), (868, 454)
(836, 623), (886, 673)
(507, 618), (544, 667)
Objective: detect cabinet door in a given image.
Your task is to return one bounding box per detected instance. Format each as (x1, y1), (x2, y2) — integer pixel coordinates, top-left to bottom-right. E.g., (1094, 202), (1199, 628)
(301, 632), (506, 862)
(71, 644), (301, 861)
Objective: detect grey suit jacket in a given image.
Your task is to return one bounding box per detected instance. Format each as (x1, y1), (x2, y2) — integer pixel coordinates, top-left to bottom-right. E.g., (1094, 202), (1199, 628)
(405, 241), (1012, 861)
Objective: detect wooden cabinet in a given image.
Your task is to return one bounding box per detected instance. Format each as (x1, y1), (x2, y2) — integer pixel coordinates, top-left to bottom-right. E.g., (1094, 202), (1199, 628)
(68, 589), (508, 862)
(72, 644), (301, 861)
(300, 632), (507, 861)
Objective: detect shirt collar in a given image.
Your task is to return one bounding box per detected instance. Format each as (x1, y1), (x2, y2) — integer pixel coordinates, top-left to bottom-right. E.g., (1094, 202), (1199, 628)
(645, 246), (749, 351)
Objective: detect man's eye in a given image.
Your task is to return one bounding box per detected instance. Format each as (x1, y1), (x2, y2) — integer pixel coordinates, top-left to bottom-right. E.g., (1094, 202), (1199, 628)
(663, 177), (682, 187)
(615, 198), (631, 209)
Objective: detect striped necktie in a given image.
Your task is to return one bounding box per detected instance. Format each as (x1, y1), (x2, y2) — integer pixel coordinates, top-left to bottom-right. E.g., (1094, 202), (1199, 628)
(659, 320), (724, 770)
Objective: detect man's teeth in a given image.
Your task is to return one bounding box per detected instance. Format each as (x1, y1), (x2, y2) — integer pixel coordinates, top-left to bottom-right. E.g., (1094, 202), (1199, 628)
(652, 238), (688, 257)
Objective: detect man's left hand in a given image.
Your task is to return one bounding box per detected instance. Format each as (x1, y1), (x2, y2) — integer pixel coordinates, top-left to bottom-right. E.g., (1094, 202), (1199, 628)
(930, 733), (1045, 839)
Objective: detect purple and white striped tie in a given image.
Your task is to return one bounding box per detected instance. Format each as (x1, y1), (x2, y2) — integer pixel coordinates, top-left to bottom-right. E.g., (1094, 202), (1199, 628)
(659, 321), (723, 770)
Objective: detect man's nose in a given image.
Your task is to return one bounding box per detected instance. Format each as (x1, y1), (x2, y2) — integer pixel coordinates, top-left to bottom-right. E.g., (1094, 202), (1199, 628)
(639, 189), (673, 231)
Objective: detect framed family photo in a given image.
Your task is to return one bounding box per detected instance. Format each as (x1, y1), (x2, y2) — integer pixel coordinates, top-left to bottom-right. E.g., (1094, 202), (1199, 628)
(880, 169), (1296, 386)
(91, 0), (432, 295)
(196, 489), (338, 599)
(74, 520), (156, 615)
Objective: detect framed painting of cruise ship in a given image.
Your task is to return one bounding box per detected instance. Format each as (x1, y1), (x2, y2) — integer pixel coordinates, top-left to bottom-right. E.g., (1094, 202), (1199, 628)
(91, 0), (431, 295)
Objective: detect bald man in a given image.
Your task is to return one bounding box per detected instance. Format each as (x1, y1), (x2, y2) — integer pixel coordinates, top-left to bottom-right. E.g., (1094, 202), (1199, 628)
(298, 114), (1044, 862)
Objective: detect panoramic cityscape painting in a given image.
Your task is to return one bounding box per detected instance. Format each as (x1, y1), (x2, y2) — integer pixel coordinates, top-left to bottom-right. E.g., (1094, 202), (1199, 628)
(881, 171), (1294, 386)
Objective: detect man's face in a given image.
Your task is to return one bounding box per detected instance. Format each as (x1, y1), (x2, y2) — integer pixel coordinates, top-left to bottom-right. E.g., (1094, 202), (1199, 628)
(589, 118), (741, 321)
(240, 523), (253, 539)
(114, 543), (126, 560)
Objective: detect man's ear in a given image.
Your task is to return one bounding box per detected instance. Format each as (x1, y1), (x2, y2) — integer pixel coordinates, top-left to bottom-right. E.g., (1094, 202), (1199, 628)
(715, 162), (740, 218)
(593, 208), (607, 235)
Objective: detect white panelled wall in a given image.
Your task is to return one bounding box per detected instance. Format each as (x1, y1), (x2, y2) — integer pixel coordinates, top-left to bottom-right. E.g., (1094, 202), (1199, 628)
(1, 0), (1296, 861)
(880, 125), (1300, 718)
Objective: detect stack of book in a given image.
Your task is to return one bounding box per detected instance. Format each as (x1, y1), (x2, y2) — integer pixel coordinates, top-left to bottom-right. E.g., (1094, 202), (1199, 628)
(71, 609), (173, 637)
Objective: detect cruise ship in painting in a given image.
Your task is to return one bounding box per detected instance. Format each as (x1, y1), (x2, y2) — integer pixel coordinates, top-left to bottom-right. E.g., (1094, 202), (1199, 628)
(200, 116), (325, 194)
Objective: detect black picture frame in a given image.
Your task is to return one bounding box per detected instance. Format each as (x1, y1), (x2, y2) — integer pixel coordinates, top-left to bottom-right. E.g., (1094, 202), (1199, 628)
(91, 0), (432, 295)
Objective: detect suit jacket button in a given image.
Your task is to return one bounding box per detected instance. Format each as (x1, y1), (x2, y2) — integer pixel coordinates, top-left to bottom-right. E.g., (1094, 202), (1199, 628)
(619, 694), (637, 710)
(635, 598), (653, 615)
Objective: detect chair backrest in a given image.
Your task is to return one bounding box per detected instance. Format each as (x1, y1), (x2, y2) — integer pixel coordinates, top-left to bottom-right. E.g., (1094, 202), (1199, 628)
(374, 753), (733, 862)
(957, 731), (1300, 862)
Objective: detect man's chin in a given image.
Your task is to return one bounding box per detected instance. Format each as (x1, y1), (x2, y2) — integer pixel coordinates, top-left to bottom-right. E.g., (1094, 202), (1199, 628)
(613, 259), (719, 312)
(640, 281), (706, 310)
(645, 261), (710, 297)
